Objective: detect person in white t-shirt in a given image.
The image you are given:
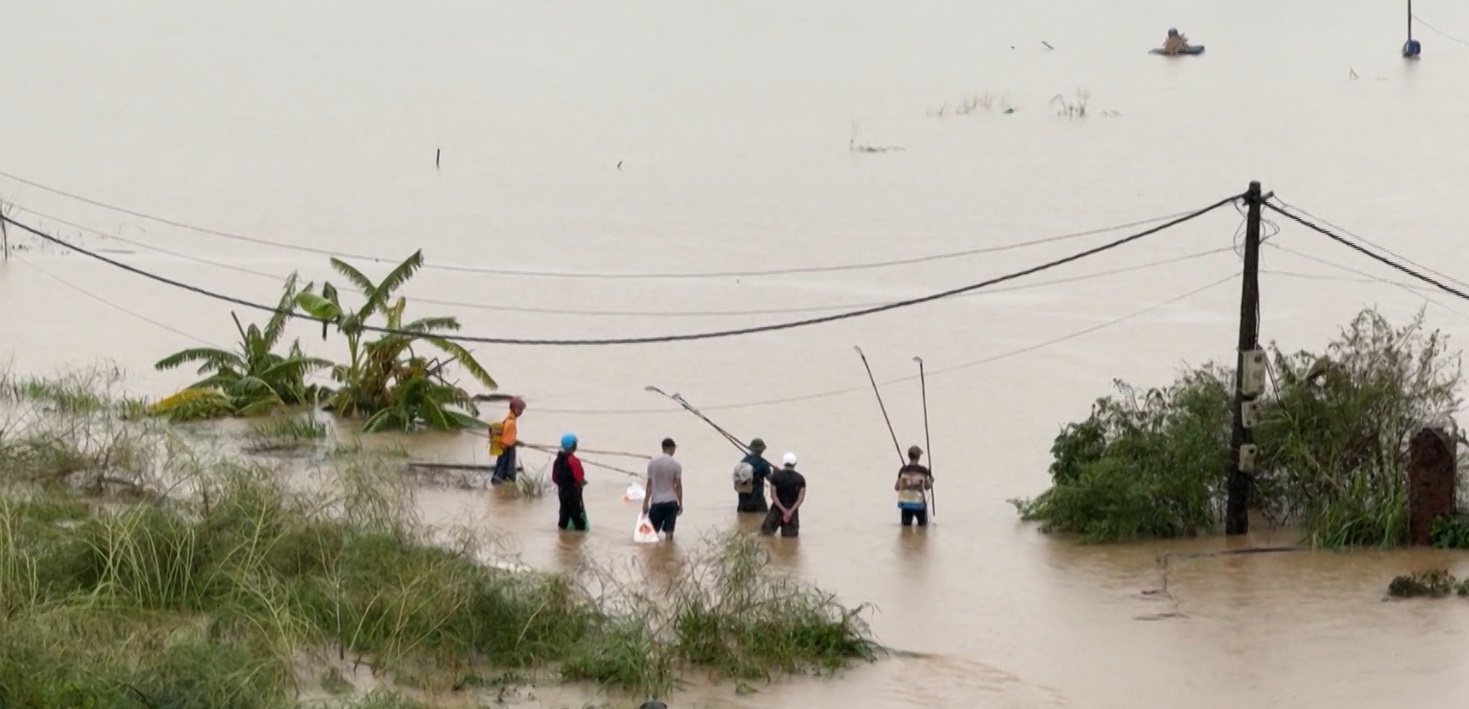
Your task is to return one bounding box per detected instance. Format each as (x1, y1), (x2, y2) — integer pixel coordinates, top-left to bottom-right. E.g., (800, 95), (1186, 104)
(642, 438), (684, 539)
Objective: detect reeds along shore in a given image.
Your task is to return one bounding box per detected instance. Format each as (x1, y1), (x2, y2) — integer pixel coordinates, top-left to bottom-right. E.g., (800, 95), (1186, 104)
(0, 367), (879, 708)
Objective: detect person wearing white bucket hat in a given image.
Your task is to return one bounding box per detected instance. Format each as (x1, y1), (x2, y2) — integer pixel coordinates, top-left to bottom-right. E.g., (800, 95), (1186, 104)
(760, 452), (806, 537)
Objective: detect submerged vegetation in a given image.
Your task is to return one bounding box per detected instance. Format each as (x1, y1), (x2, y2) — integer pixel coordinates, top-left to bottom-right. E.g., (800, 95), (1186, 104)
(1013, 308), (1466, 547)
(150, 273), (329, 422)
(1387, 569), (1469, 598)
(147, 251), (498, 434)
(294, 250), (496, 433)
(0, 374), (878, 707)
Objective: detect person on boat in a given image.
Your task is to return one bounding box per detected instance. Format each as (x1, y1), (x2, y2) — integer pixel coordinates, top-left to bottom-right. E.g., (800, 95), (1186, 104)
(552, 433), (589, 531)
(489, 396), (526, 484)
(1162, 28), (1190, 55)
(760, 452), (806, 538)
(734, 438), (773, 513)
(643, 437), (683, 540)
(894, 445), (933, 528)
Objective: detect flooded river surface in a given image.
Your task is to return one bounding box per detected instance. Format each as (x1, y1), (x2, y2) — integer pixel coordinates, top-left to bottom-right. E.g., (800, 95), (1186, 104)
(6, 0), (1469, 706)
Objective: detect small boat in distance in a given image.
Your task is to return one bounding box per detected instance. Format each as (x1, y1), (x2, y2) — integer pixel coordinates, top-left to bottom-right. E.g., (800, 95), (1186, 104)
(1151, 28), (1204, 56)
(1150, 45), (1205, 56)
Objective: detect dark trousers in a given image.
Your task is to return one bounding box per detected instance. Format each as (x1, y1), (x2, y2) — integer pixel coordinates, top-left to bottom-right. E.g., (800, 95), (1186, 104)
(901, 507), (929, 527)
(491, 446), (517, 482)
(760, 507), (799, 537)
(647, 501), (679, 534)
(736, 492), (768, 514)
(557, 484), (588, 530)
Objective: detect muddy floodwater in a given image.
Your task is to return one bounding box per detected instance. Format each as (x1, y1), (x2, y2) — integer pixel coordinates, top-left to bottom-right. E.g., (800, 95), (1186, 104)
(6, 0), (1469, 706)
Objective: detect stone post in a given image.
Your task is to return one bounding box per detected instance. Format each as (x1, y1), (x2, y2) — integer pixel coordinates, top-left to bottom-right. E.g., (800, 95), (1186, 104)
(1407, 427), (1456, 546)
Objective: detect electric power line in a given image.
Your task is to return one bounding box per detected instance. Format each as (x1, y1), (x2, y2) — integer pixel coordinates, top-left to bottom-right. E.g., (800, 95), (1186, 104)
(1, 193), (1241, 346)
(1267, 196), (1469, 292)
(534, 267), (1242, 415)
(1265, 245), (1463, 317)
(1268, 243), (1441, 295)
(6, 202), (1232, 319)
(1412, 13), (1469, 46)
(0, 168), (1212, 281)
(13, 255), (220, 347)
(1264, 202), (1469, 305)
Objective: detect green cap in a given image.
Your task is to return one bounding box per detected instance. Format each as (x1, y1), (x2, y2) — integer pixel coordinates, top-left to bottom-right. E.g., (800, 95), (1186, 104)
(748, 438), (766, 453)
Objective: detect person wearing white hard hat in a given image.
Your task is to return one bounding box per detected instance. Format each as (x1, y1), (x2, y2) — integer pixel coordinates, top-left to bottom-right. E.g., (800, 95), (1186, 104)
(760, 452), (806, 537)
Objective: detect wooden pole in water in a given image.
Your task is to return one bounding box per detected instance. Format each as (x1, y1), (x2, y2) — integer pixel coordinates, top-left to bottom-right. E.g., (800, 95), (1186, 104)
(1225, 181), (1264, 536)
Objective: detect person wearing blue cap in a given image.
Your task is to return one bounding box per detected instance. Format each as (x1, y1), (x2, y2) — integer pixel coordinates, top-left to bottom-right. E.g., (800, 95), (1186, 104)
(551, 433), (589, 531)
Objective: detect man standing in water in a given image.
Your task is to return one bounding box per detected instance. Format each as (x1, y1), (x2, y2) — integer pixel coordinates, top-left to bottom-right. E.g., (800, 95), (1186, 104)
(760, 452), (806, 537)
(552, 433), (589, 531)
(489, 396), (526, 484)
(894, 445), (933, 528)
(735, 438), (772, 513)
(643, 437), (683, 540)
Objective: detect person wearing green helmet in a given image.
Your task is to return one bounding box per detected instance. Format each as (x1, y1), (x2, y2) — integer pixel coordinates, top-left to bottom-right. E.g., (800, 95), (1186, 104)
(733, 438), (773, 513)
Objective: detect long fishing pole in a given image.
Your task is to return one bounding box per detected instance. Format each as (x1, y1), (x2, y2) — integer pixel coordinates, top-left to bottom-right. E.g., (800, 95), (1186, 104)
(577, 456), (643, 478)
(855, 346), (904, 463)
(914, 355), (935, 517)
(525, 443), (651, 460)
(644, 385), (749, 453)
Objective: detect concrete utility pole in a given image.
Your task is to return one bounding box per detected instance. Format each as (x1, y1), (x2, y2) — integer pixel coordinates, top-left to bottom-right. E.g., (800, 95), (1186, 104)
(1226, 181), (1265, 535)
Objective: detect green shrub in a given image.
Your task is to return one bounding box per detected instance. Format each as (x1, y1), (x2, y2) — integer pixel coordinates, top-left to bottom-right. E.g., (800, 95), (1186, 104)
(1015, 308), (1464, 547)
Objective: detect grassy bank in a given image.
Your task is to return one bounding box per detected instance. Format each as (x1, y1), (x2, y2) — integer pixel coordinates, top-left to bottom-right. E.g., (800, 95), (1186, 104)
(1012, 308), (1468, 547)
(0, 369), (879, 707)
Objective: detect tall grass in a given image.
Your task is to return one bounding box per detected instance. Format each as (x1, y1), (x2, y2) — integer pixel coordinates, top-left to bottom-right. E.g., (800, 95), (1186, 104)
(0, 373), (879, 706)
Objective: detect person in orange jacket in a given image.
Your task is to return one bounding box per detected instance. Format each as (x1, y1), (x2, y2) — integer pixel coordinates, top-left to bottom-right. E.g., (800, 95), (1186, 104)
(489, 396), (526, 484)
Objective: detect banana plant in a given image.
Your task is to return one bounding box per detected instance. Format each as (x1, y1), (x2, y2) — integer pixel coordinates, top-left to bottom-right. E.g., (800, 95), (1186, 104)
(294, 250), (497, 431)
(152, 273), (330, 420)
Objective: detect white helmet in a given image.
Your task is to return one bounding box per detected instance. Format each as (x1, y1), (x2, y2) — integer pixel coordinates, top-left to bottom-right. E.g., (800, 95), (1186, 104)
(782, 452), (798, 467)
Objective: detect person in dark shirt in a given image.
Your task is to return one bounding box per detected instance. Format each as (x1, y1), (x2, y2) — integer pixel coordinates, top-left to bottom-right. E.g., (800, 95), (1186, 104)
(552, 432), (588, 531)
(894, 445), (933, 527)
(736, 437), (773, 513)
(761, 452), (806, 538)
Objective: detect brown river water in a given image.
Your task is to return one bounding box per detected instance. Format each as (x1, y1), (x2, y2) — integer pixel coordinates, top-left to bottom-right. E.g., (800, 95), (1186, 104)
(6, 0), (1469, 706)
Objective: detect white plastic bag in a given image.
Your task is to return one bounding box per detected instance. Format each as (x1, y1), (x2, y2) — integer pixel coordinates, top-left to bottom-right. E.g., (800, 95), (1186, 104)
(633, 513), (660, 544)
(622, 482), (646, 502)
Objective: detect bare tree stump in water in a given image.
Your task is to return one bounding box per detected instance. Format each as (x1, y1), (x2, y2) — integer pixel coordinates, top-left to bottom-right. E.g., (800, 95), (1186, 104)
(1407, 427), (1456, 546)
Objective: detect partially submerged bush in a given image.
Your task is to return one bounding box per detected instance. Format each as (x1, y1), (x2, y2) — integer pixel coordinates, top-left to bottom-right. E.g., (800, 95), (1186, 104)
(150, 274), (329, 422)
(666, 533), (879, 680)
(1386, 569), (1469, 598)
(1013, 367), (1231, 541)
(1014, 308), (1464, 546)
(245, 414), (329, 454)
